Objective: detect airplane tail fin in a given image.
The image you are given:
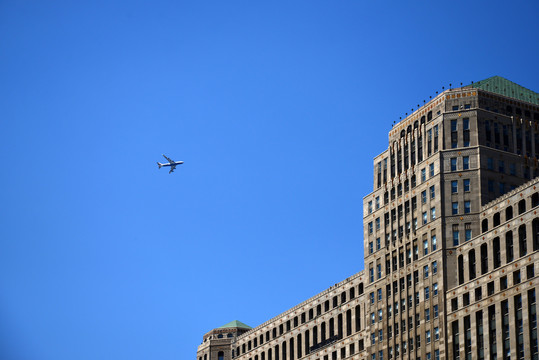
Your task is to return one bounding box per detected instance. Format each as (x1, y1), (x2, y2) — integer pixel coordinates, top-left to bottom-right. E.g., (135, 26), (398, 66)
(157, 162), (162, 169)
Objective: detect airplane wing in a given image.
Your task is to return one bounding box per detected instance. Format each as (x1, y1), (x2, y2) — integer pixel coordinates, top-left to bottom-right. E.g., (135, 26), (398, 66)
(169, 165), (176, 174)
(163, 154), (174, 163)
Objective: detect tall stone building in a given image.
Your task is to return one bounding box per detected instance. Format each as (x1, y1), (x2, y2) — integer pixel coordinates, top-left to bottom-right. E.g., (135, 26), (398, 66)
(197, 76), (539, 360)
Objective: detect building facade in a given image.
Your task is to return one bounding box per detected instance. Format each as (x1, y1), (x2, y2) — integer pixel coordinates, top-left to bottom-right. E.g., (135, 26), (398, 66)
(197, 76), (539, 360)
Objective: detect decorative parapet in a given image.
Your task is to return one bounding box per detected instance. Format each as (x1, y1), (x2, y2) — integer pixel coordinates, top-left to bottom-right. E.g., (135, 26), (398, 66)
(236, 270), (365, 341)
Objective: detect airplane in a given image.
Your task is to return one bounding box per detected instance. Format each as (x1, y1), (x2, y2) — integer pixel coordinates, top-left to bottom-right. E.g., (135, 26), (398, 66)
(157, 155), (184, 174)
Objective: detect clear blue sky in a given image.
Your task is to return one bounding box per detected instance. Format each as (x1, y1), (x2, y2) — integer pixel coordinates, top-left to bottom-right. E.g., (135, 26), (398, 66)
(1, 1), (538, 359)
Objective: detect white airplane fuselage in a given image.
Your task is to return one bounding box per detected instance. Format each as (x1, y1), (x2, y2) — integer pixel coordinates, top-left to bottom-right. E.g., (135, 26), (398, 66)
(157, 161), (184, 168)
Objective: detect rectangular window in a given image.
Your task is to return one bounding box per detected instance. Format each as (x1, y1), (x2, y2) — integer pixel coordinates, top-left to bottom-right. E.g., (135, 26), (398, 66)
(433, 282), (438, 296)
(463, 156), (469, 170)
(488, 179), (494, 192)
(430, 185), (435, 199)
(464, 201), (471, 214)
(452, 202), (459, 215)
(451, 120), (458, 148)
(421, 190), (427, 204)
(431, 235), (437, 251)
(463, 179), (470, 192)
(463, 118), (470, 147)
(453, 224), (460, 246)
(430, 163), (435, 177)
(432, 260), (438, 274)
(431, 207), (436, 220)
(424, 265), (429, 279)
(421, 168), (426, 182)
(423, 239), (429, 255)
(451, 180), (458, 193)
(423, 211), (427, 224)
(425, 286), (430, 300)
(451, 158), (457, 171)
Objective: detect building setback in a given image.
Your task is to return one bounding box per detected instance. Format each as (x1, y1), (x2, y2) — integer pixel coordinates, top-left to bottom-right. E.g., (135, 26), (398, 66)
(197, 76), (539, 360)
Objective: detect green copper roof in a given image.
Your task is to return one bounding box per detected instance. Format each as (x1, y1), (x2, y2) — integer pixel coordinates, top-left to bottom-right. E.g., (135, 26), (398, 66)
(465, 76), (539, 105)
(218, 320), (252, 329)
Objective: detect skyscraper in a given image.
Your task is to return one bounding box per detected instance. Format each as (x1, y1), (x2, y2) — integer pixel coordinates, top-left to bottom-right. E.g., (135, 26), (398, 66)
(197, 76), (539, 360)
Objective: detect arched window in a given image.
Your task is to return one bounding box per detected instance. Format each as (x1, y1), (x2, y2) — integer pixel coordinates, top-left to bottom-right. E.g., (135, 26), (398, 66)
(407, 125), (412, 134)
(312, 326), (318, 345)
(304, 330), (310, 355)
(341, 292), (346, 304)
(282, 341), (287, 360)
(355, 305), (361, 332)
(204, 355), (207, 360)
(346, 310), (352, 336)
(297, 334), (302, 358)
(506, 231), (514, 263)
(349, 287), (355, 299)
(338, 314), (343, 339)
(506, 206), (513, 221)
(427, 111), (433, 121)
(329, 318), (335, 337)
(289, 337), (294, 360)
(533, 219), (539, 251)
(519, 225), (527, 257)
(533, 193), (539, 208)
(321, 322), (327, 341)
(469, 250), (476, 280)
(401, 130), (406, 138)
(358, 283), (364, 295)
(519, 199), (526, 215)
(414, 120), (419, 129)
(458, 255), (464, 285)
(493, 212), (501, 227)
(493, 237), (501, 268)
(275, 344), (280, 360)
(218, 334), (223, 338)
(268, 348), (273, 360)
(481, 244), (488, 274)
(482, 219), (488, 233)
